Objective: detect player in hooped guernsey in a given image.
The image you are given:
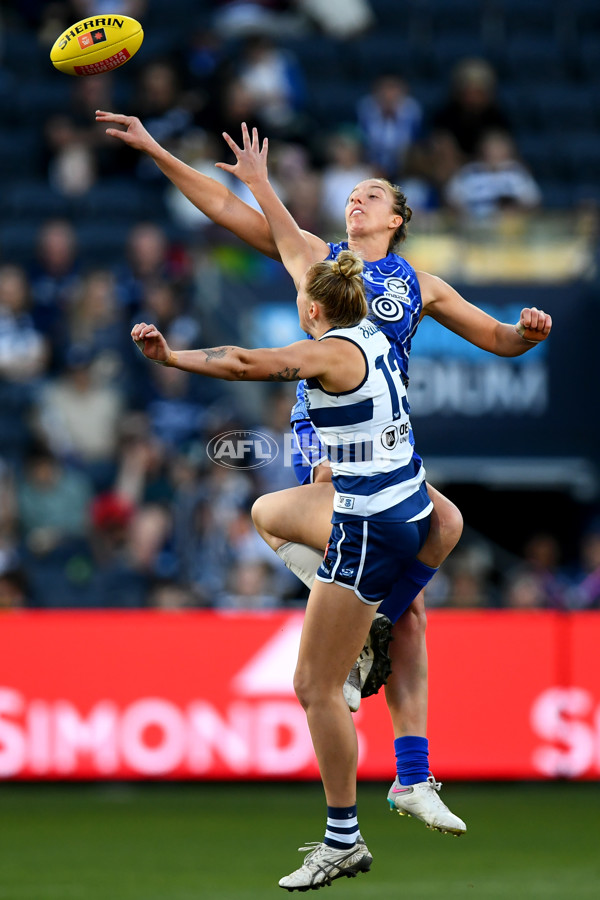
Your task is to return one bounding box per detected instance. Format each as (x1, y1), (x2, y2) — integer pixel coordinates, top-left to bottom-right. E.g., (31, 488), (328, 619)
(131, 245), (434, 888)
(291, 241), (421, 429)
(305, 319), (429, 525)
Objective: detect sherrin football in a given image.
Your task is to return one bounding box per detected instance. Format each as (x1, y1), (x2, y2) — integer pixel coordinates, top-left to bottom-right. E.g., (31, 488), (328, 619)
(50, 14), (143, 76)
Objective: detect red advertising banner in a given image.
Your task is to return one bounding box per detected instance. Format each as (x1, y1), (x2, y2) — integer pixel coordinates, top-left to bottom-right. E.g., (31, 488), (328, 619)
(1, 610), (599, 780)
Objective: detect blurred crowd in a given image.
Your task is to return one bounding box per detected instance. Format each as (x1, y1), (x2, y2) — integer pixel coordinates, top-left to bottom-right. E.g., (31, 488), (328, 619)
(0, 0), (598, 612)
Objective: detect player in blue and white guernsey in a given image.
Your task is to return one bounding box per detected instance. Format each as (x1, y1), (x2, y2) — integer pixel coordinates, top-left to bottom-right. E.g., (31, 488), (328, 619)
(131, 246), (431, 890)
(101, 114), (552, 841)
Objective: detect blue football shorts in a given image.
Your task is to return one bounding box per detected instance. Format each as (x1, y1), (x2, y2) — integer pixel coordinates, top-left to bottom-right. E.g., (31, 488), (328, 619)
(291, 419), (328, 486)
(316, 513), (431, 605)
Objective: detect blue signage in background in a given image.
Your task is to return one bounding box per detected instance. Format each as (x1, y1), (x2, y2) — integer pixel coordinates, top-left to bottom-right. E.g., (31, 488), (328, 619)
(407, 284), (598, 489)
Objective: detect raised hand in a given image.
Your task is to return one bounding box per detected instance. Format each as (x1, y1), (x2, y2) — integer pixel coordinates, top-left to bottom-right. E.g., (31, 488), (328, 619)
(131, 322), (174, 366)
(95, 110), (159, 155)
(515, 307), (552, 343)
(216, 122), (269, 188)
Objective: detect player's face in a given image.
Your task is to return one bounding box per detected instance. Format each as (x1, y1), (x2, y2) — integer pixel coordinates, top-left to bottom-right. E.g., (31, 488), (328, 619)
(345, 180), (399, 238)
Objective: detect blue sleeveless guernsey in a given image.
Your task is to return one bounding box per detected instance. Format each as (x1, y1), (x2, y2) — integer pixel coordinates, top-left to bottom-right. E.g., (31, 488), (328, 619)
(291, 241), (422, 423)
(304, 318), (431, 524)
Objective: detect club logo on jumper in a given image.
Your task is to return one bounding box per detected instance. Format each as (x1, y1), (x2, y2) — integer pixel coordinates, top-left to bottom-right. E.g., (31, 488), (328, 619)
(371, 277), (410, 322)
(335, 495), (355, 510)
(78, 28), (107, 48)
(381, 425), (399, 449)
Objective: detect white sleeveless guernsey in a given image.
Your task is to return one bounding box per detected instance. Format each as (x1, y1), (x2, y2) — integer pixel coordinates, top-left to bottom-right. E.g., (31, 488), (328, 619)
(304, 318), (432, 523)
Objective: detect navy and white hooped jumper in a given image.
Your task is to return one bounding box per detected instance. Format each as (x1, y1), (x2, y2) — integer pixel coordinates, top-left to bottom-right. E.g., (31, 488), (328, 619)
(306, 318), (432, 603)
(291, 242), (423, 484)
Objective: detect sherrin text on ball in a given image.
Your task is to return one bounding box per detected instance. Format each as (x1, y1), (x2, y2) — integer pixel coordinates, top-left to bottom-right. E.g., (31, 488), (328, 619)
(50, 14), (143, 76)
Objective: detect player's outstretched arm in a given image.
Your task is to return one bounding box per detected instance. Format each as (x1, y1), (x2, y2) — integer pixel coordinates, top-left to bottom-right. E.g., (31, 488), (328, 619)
(131, 323), (357, 386)
(418, 271), (552, 356)
(96, 110), (281, 259)
(217, 123), (329, 285)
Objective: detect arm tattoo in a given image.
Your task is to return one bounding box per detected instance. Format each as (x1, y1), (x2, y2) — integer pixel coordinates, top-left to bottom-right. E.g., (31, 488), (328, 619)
(268, 366), (301, 382)
(201, 346), (231, 361)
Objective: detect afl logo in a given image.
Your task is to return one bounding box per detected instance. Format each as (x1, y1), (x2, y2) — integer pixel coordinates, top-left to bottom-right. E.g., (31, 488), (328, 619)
(372, 276), (410, 321)
(206, 430), (279, 469)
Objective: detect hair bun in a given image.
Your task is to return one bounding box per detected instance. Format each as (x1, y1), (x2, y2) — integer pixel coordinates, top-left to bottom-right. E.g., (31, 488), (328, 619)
(335, 249), (364, 279)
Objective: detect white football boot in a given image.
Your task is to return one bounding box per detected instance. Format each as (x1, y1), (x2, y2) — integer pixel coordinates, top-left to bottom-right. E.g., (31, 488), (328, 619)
(387, 775), (467, 835)
(278, 838), (372, 891)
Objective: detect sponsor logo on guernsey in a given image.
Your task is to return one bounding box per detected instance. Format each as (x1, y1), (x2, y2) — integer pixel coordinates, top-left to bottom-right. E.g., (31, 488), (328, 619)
(371, 276), (411, 322)
(336, 495), (355, 510)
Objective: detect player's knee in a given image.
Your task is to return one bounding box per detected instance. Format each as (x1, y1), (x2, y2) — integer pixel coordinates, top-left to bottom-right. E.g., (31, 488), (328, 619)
(394, 596), (427, 641)
(443, 501), (464, 548)
(292, 666), (314, 710)
(250, 495), (281, 550)
(431, 497), (463, 556)
(250, 495), (266, 531)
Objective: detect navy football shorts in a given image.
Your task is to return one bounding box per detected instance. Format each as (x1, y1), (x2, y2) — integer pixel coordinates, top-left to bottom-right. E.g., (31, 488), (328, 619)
(316, 514), (431, 604)
(291, 419), (327, 486)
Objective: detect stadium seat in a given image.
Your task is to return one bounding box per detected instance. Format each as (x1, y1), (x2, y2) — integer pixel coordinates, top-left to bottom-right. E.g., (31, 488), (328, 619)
(0, 29), (47, 75)
(75, 179), (166, 222)
(15, 79), (73, 121)
(0, 128), (41, 176)
(75, 220), (138, 267)
(0, 180), (71, 219)
(578, 36), (600, 83)
(502, 36), (569, 83)
(518, 133), (569, 183)
(531, 84), (598, 134)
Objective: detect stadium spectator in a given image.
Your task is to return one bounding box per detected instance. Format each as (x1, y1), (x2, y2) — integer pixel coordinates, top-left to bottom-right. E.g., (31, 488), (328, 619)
(114, 221), (193, 315)
(86, 490), (148, 608)
(15, 442), (93, 555)
(569, 527), (600, 610)
(0, 264), (49, 384)
(502, 532), (569, 610)
(34, 343), (125, 490)
(444, 129), (542, 221)
(27, 219), (83, 369)
(319, 130), (371, 234)
(356, 74), (423, 182)
(65, 269), (131, 376)
(431, 58), (511, 161)
(234, 34), (308, 141)
(132, 62), (194, 181)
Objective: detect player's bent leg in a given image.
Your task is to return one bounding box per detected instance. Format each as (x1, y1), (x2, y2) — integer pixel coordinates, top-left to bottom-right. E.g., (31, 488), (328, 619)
(419, 484), (463, 568)
(350, 486), (463, 705)
(251, 482), (334, 552)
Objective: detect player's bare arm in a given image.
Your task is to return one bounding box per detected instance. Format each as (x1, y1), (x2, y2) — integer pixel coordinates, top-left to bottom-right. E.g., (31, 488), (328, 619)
(217, 123), (328, 285)
(131, 324), (364, 389)
(418, 270), (552, 356)
(95, 113), (325, 263)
